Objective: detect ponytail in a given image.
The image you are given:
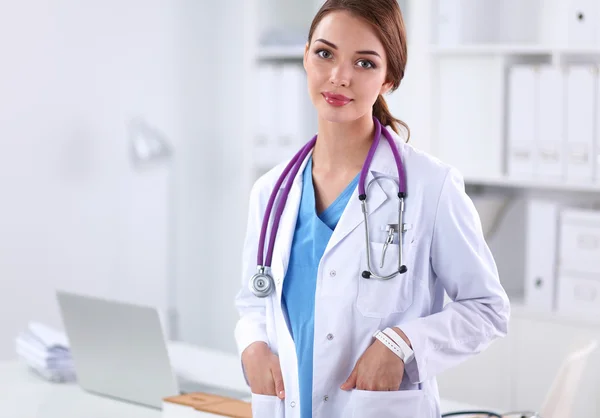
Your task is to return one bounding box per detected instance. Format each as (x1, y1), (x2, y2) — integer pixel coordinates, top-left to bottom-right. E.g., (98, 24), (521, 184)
(373, 95), (410, 142)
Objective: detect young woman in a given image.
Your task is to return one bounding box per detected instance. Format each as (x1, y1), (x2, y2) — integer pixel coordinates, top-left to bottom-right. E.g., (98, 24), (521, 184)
(235, 1), (510, 417)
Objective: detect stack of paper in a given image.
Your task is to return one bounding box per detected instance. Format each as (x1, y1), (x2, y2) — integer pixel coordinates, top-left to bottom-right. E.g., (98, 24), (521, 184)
(15, 321), (76, 383)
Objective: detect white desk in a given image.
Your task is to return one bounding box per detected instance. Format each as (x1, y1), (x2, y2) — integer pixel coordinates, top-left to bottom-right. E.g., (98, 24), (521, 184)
(0, 356), (493, 418)
(0, 361), (161, 418)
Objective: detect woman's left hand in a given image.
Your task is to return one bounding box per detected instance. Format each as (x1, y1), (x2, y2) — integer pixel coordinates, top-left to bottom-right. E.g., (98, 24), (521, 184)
(340, 338), (405, 391)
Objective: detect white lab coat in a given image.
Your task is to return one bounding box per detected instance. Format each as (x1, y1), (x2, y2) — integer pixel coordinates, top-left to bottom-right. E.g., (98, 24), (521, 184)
(234, 128), (510, 418)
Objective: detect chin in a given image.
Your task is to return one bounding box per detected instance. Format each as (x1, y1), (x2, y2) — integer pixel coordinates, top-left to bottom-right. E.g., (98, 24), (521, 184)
(317, 104), (362, 125)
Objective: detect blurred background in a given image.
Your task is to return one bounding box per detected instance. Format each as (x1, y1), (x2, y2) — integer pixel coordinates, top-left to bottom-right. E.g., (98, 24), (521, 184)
(2, 0), (600, 415)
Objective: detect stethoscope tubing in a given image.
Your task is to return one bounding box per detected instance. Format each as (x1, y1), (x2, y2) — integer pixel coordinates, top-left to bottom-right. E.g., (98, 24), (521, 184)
(257, 136), (317, 268)
(252, 117), (408, 297)
(361, 176), (406, 280)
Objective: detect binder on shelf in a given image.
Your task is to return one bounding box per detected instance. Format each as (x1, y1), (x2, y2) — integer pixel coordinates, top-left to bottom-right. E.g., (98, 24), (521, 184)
(499, 0), (543, 44)
(436, 0), (461, 45)
(596, 66), (600, 184)
(254, 64), (280, 168)
(508, 65), (537, 179)
(254, 62), (314, 170)
(566, 65), (596, 183)
(567, 0), (598, 46)
(539, 0), (568, 46)
(278, 64), (305, 162)
(435, 0), (501, 45)
(524, 199), (560, 313)
(536, 66), (565, 181)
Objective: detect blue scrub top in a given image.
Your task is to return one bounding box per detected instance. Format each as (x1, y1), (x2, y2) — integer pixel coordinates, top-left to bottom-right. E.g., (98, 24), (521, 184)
(282, 156), (359, 418)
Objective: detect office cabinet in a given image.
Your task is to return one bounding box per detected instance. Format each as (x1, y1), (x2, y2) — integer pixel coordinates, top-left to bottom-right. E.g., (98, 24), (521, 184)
(559, 209), (600, 274)
(523, 200), (559, 312)
(557, 273), (600, 317)
(565, 66), (596, 183)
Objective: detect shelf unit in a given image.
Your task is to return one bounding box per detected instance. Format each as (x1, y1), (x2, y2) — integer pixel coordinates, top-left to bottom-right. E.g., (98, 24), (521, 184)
(429, 52), (600, 188)
(248, 0), (600, 188)
(257, 45), (306, 61)
(510, 298), (600, 327)
(464, 175), (600, 194)
(428, 2), (600, 413)
(255, 42), (600, 194)
(432, 44), (600, 57)
(432, 44), (555, 56)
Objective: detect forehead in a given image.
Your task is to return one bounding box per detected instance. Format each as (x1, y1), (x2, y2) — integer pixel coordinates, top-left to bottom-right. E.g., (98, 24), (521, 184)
(312, 10), (385, 54)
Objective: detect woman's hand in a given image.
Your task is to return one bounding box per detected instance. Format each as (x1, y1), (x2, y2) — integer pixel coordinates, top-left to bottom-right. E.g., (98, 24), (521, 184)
(340, 339), (405, 391)
(241, 341), (285, 399)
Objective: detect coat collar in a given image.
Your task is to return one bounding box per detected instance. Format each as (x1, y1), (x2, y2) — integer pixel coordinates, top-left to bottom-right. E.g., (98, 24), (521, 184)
(270, 127), (404, 302)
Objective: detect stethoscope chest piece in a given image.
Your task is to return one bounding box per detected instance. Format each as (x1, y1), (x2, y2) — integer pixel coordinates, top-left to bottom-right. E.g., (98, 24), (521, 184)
(250, 267), (275, 298)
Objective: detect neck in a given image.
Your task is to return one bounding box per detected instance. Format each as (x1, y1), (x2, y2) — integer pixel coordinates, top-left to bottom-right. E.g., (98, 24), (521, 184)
(312, 114), (375, 174)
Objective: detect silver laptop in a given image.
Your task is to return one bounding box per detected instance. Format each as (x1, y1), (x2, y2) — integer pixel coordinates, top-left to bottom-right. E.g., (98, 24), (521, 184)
(56, 290), (248, 409)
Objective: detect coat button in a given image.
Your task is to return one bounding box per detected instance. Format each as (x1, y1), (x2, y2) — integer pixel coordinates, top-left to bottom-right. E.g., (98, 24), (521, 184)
(290, 401), (296, 407)
(327, 333), (334, 341)
(323, 395), (329, 402)
(329, 270), (336, 277)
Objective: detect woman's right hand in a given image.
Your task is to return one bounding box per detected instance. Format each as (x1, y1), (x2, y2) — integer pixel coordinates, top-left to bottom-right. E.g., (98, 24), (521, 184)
(241, 341), (285, 399)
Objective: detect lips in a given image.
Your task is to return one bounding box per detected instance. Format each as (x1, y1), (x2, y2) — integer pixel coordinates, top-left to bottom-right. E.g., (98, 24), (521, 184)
(322, 92), (352, 107)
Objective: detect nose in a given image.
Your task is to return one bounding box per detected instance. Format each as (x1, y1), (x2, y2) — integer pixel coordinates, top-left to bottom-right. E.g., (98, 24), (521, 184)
(329, 63), (351, 88)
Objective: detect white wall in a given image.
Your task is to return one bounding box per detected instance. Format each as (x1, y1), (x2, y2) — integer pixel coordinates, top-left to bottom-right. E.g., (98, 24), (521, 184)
(0, 0), (251, 359)
(173, 0), (253, 354)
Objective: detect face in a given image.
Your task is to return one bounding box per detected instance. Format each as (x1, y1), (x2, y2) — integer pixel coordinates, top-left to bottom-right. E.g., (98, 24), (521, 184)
(304, 10), (393, 124)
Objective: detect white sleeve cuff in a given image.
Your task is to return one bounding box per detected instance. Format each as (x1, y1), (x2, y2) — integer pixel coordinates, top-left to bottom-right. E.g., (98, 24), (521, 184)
(234, 317), (269, 358)
(395, 320), (426, 384)
(234, 318), (269, 387)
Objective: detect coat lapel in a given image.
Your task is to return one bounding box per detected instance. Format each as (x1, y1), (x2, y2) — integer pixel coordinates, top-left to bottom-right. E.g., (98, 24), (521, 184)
(270, 150), (312, 303)
(323, 133), (400, 256)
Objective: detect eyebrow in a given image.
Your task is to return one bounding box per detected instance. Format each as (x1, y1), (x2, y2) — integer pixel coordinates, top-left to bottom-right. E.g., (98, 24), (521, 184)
(314, 38), (382, 58)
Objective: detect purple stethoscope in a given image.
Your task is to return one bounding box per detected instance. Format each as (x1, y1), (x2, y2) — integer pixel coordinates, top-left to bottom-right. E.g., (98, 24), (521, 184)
(250, 117), (408, 298)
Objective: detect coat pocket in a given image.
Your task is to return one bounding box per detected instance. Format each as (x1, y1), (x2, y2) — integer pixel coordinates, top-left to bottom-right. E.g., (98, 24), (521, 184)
(356, 242), (416, 318)
(251, 393), (284, 418)
(349, 389), (432, 418)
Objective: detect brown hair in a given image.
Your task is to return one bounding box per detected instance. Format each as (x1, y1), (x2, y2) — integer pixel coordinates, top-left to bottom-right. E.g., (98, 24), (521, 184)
(307, 0), (410, 141)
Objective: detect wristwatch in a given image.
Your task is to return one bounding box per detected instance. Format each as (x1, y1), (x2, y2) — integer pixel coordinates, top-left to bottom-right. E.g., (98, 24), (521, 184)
(373, 328), (415, 364)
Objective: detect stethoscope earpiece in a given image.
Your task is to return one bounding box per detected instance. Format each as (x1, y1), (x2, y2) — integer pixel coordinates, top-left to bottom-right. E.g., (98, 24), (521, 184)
(362, 266), (407, 280)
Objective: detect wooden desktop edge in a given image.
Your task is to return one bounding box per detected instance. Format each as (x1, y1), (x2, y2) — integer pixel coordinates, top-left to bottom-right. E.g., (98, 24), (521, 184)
(164, 392), (252, 418)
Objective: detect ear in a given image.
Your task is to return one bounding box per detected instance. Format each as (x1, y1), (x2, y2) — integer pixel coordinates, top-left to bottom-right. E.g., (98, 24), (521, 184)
(379, 80), (393, 96)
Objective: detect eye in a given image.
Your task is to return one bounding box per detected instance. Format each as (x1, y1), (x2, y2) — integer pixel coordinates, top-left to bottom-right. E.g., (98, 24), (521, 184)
(357, 59), (376, 69)
(316, 49), (332, 59)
